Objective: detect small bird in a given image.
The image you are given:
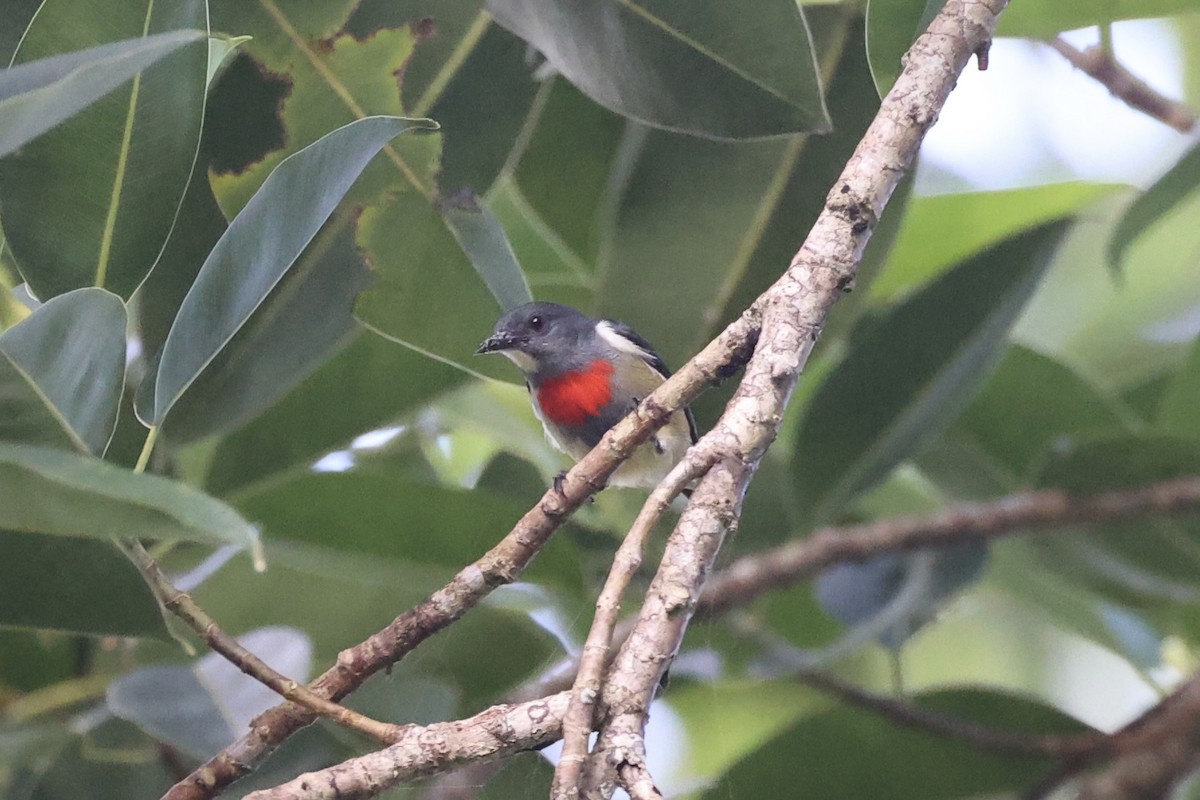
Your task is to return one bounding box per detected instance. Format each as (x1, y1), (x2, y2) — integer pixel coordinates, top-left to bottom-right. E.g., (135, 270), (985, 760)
(476, 302), (697, 490)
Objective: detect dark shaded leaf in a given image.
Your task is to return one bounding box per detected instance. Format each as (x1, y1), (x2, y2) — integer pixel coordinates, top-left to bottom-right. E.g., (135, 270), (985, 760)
(1158, 335), (1200, 438)
(485, 0), (830, 139)
(0, 531), (162, 637)
(793, 222), (1071, 524)
(865, 0), (946, 96)
(0, 3), (208, 299)
(0, 289), (126, 455)
(702, 687), (1090, 800)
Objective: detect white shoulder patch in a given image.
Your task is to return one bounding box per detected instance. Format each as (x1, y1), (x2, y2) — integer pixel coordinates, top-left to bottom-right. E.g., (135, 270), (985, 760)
(596, 320), (653, 361)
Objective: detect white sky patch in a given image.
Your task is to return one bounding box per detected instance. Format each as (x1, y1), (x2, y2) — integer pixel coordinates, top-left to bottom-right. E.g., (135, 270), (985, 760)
(351, 425), (405, 451)
(920, 19), (1193, 192)
(312, 451), (354, 473)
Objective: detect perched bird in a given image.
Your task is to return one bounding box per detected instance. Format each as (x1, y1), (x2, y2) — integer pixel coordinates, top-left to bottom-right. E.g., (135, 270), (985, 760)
(476, 302), (697, 490)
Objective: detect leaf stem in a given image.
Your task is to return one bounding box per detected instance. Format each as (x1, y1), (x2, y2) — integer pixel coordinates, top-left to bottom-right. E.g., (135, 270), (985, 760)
(133, 425), (159, 474)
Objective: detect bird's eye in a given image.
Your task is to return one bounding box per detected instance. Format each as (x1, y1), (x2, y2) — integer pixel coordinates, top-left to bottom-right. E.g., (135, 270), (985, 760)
(529, 315), (544, 331)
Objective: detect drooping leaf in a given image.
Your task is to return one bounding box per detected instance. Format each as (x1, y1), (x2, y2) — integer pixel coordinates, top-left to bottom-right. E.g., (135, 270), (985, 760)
(485, 0), (831, 140)
(0, 442), (259, 550)
(0, 530), (163, 637)
(702, 688), (1090, 799)
(0, 288), (126, 455)
(1109, 140), (1200, 272)
(441, 189), (533, 311)
(0, 3), (208, 299)
(107, 627), (312, 759)
(150, 116), (434, 427)
(793, 222), (1071, 524)
(0, 30), (204, 158)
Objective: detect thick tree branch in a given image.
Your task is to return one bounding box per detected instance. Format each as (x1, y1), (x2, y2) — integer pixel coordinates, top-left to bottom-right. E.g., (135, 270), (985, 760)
(698, 475), (1200, 617)
(242, 692), (570, 800)
(1047, 38), (1196, 133)
(581, 0), (1013, 796)
(118, 540), (402, 744)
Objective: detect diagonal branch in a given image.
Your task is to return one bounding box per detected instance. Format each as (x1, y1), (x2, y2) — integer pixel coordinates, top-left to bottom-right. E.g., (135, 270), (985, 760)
(582, 0), (1013, 795)
(697, 474), (1200, 617)
(118, 540), (402, 744)
(1047, 37), (1196, 133)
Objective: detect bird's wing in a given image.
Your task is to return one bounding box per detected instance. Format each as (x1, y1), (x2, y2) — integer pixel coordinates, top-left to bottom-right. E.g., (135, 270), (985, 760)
(599, 319), (700, 444)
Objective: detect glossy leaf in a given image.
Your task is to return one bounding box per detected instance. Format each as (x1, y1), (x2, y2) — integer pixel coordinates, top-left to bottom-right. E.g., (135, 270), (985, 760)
(0, 30), (204, 158)
(793, 222), (1071, 524)
(1109, 140), (1200, 272)
(997, 0), (1200, 37)
(150, 116), (434, 426)
(485, 0), (831, 140)
(441, 189), (533, 311)
(0, 530), (163, 637)
(872, 182), (1115, 301)
(0, 2), (208, 299)
(0, 288), (126, 455)
(865, 0), (946, 96)
(702, 688), (1089, 799)
(108, 627), (312, 759)
(0, 442), (259, 549)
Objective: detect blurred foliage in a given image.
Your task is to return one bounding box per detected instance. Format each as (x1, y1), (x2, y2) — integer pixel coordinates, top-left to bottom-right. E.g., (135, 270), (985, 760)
(3, 0), (1200, 798)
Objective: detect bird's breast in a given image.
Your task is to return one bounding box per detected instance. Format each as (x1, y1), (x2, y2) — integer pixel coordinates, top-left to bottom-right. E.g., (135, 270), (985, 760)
(534, 359), (615, 427)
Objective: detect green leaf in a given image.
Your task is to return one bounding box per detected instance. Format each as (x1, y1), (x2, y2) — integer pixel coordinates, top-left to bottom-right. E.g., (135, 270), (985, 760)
(0, 530), (163, 637)
(1109, 140), (1200, 272)
(440, 189), (533, 311)
(702, 687), (1089, 799)
(0, 3), (208, 299)
(997, 0), (1200, 38)
(0, 442), (259, 550)
(0, 288), (126, 455)
(1158, 335), (1200, 438)
(203, 332), (464, 497)
(0, 30), (204, 158)
(872, 183), (1116, 302)
(150, 116), (434, 427)
(952, 345), (1136, 480)
(156, 222), (370, 444)
(793, 222), (1071, 524)
(233, 471), (584, 594)
(485, 0), (831, 139)
(865, 0), (946, 96)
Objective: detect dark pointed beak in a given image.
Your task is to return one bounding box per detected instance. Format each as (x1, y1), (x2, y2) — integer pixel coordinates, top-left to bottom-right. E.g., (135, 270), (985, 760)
(475, 333), (514, 355)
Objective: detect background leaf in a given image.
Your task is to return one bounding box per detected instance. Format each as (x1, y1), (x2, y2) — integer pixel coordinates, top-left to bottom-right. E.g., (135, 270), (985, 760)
(0, 288), (126, 455)
(0, 30), (204, 158)
(0, 1), (208, 299)
(484, 0), (831, 139)
(793, 222), (1071, 524)
(441, 189), (533, 312)
(0, 443), (258, 549)
(1108, 140), (1200, 271)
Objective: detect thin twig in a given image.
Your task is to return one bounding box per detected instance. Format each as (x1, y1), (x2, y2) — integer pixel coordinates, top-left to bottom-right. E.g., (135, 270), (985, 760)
(118, 540), (403, 744)
(242, 692), (570, 800)
(1047, 37), (1196, 133)
(551, 455), (714, 799)
(793, 667), (1107, 760)
(697, 475), (1200, 617)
